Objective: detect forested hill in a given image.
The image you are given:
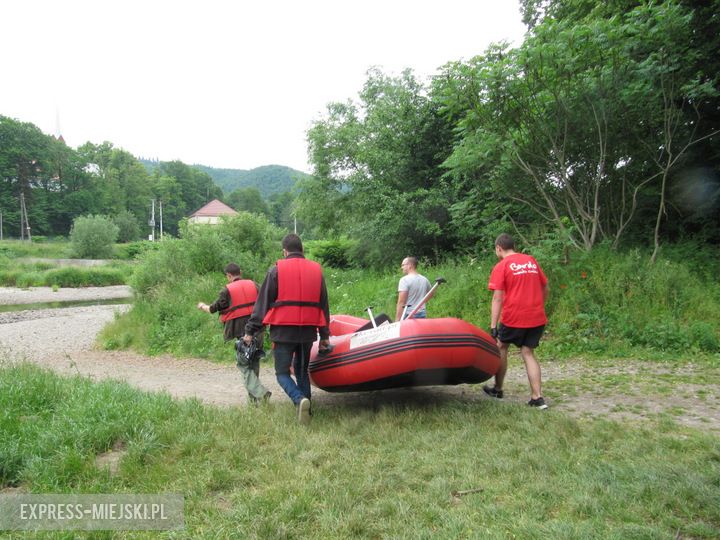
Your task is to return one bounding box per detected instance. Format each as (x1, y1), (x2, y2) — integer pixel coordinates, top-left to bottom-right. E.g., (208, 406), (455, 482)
(140, 160), (309, 197)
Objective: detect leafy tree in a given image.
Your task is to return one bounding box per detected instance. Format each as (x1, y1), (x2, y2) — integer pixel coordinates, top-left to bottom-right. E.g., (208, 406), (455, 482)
(303, 69), (455, 266)
(437, 1), (718, 254)
(160, 162), (222, 209)
(69, 215), (119, 258)
(0, 116), (56, 237)
(267, 191), (296, 231)
(77, 142), (153, 222)
(150, 172), (184, 237)
(619, 2), (720, 260)
(112, 210), (141, 243)
(226, 187), (270, 217)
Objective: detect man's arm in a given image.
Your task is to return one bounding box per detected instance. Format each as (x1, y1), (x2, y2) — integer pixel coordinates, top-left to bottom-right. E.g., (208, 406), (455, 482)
(318, 276), (331, 342)
(396, 290), (409, 321)
(491, 289), (504, 332)
(198, 288), (229, 314)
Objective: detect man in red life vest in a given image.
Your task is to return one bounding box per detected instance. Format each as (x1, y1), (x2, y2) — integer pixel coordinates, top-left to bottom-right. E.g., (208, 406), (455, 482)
(243, 234), (331, 425)
(485, 233), (550, 409)
(198, 262), (271, 404)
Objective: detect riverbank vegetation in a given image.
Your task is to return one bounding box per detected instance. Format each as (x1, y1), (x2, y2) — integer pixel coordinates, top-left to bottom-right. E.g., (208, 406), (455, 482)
(98, 213), (720, 364)
(0, 240), (136, 287)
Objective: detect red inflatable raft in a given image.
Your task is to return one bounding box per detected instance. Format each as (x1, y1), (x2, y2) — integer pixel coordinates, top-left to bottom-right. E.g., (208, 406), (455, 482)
(309, 314), (501, 392)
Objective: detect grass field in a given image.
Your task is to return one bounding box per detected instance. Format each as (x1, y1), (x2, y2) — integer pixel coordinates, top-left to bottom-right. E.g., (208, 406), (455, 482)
(1, 363), (718, 539)
(0, 240), (135, 287)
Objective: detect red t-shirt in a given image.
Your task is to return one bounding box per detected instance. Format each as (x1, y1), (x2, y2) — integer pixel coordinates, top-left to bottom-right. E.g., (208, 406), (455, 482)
(488, 253), (548, 328)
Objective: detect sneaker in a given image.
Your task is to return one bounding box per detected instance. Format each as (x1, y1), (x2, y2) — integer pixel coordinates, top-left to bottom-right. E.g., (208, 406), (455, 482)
(528, 397), (548, 409)
(298, 398), (311, 425)
(482, 385), (504, 399)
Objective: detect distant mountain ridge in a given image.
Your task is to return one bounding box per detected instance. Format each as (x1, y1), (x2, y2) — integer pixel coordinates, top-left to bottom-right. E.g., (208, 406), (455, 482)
(139, 160), (309, 198)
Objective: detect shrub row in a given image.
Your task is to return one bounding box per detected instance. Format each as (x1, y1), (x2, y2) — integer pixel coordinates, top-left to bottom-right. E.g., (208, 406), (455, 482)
(0, 266), (130, 288)
(102, 229), (720, 358)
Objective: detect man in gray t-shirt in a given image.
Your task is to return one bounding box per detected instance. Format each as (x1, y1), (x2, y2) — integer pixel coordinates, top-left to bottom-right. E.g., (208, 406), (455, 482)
(396, 256), (432, 321)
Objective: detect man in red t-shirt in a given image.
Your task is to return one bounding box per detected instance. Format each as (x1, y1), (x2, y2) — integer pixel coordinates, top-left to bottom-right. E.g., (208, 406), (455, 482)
(485, 233), (549, 409)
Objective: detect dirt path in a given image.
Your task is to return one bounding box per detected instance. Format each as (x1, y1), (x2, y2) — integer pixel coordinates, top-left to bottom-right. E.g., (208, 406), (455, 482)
(2, 287), (718, 431)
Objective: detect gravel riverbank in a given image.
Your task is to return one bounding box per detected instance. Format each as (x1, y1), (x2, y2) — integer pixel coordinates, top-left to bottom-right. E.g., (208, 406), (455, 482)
(0, 285), (132, 305)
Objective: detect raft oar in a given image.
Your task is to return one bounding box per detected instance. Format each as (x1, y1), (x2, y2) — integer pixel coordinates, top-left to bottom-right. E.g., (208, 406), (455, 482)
(405, 277), (446, 320)
(366, 306), (378, 328)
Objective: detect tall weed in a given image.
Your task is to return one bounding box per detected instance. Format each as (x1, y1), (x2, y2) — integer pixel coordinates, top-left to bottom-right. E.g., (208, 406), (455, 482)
(107, 241), (720, 359)
(106, 214), (284, 360)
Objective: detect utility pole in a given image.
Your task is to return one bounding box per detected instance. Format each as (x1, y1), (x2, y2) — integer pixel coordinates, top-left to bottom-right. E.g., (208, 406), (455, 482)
(149, 199), (156, 241)
(159, 200), (163, 240)
(20, 192), (31, 241)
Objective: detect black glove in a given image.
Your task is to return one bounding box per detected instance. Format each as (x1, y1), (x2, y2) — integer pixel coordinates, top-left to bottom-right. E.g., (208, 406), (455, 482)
(490, 327), (499, 339)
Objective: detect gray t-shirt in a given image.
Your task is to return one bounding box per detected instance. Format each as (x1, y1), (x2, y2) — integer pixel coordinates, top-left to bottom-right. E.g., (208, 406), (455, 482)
(398, 273), (431, 317)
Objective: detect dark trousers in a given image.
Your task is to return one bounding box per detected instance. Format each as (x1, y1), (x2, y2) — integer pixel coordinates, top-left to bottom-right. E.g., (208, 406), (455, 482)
(273, 342), (313, 405)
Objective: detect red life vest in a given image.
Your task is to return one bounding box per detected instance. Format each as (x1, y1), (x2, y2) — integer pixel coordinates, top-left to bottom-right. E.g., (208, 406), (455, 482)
(262, 258), (327, 327)
(219, 279), (258, 323)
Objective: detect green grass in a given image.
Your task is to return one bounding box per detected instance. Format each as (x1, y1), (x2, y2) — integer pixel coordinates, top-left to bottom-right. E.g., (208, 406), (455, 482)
(0, 238), (150, 262)
(0, 239), (138, 287)
(1, 363), (718, 538)
(0, 239), (70, 259)
(0, 262), (133, 288)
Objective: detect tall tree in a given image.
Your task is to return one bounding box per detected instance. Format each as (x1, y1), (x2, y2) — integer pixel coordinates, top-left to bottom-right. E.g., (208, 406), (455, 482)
(226, 187), (270, 217)
(303, 68), (455, 265)
(0, 116), (56, 236)
(438, 1), (719, 253)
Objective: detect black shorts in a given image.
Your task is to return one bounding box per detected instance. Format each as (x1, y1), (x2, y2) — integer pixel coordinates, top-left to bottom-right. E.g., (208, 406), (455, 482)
(498, 325), (545, 348)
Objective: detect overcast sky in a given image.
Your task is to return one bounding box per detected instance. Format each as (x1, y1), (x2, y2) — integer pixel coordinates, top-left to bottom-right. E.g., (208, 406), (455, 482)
(1, 0), (526, 173)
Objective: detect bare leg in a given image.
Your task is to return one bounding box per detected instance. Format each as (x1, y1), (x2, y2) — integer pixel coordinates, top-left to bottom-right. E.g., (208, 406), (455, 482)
(520, 346), (542, 399)
(494, 342), (510, 390)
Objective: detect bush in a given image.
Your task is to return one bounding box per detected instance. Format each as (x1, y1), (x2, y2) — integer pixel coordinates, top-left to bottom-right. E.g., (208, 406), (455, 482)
(44, 267), (127, 287)
(112, 210), (141, 243)
(312, 239), (355, 268)
(69, 215), (119, 259)
(114, 240), (161, 260)
(15, 271), (44, 288)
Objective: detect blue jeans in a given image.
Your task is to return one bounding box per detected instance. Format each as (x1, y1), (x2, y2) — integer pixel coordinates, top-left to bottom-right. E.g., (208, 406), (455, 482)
(273, 342), (313, 404)
(402, 310), (427, 320)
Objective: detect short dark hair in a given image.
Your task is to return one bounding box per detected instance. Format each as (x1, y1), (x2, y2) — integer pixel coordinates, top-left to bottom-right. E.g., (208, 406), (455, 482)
(495, 233), (515, 250)
(405, 256), (418, 269)
(224, 262), (242, 276)
(282, 233), (303, 253)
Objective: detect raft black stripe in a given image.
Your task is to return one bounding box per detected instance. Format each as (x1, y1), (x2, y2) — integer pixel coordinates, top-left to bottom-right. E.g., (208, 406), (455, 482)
(319, 367), (495, 393)
(315, 332), (497, 365)
(310, 344), (497, 374)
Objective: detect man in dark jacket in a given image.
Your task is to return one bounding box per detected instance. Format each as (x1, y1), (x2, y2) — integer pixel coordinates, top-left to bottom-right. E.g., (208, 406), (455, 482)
(243, 234), (331, 425)
(198, 262), (271, 404)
